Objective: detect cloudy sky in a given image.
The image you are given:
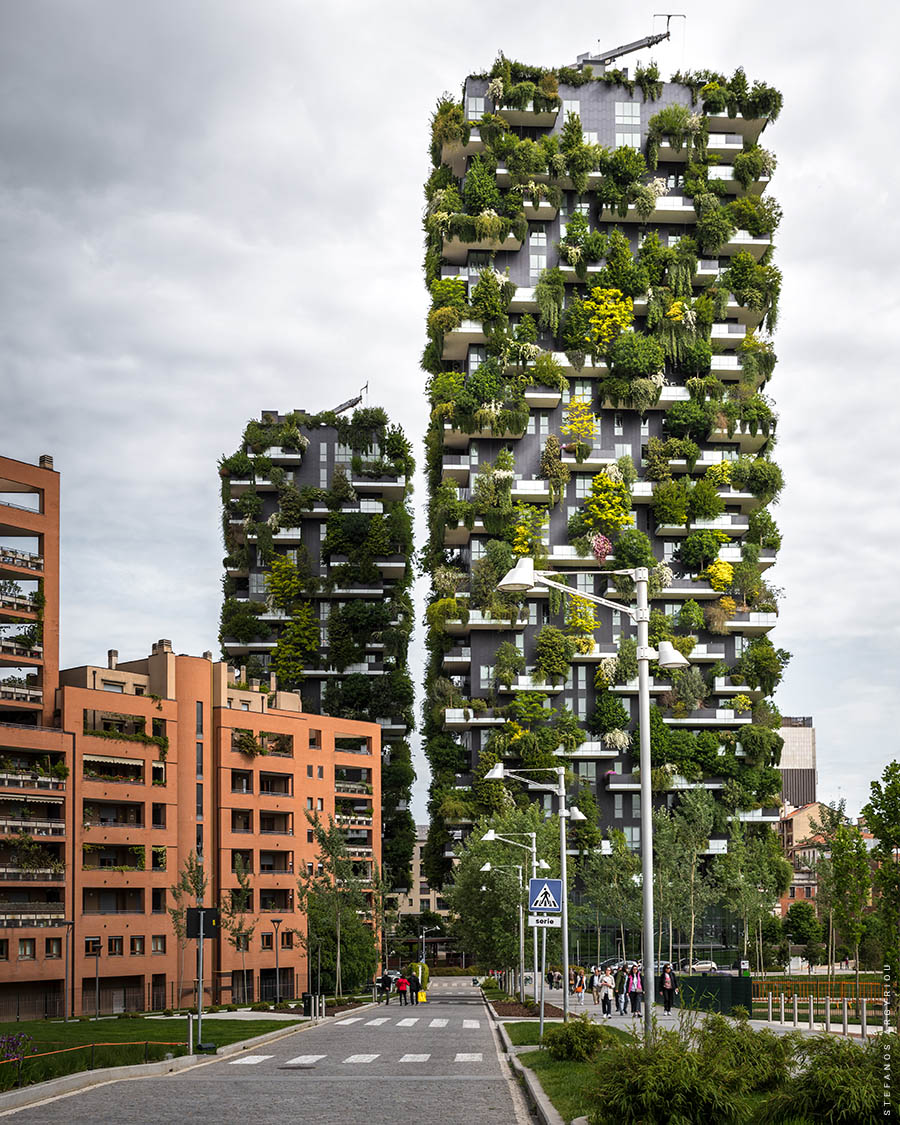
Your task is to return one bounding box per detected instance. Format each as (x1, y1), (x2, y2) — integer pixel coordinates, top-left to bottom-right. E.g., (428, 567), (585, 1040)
(1, 0), (898, 820)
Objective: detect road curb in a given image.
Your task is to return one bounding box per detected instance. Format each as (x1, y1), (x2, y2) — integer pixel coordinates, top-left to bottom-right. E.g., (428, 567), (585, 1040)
(0, 1009), (383, 1116)
(495, 1014), (564, 1125)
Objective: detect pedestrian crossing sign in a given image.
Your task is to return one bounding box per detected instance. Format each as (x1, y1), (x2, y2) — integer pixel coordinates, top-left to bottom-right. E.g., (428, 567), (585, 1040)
(528, 878), (562, 913)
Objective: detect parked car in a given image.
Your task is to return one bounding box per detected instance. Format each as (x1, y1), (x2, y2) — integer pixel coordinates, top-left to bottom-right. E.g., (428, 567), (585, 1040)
(685, 959), (718, 973)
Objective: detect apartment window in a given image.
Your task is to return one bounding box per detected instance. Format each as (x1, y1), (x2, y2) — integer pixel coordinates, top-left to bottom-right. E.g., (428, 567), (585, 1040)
(574, 474), (591, 499)
(281, 931), (293, 950)
(468, 345), (486, 374)
(85, 937), (101, 956)
(18, 939), (35, 961)
(527, 415), (536, 435)
(640, 417), (650, 437)
(804, 886), (813, 899)
(102, 681), (124, 693)
(130, 936), (145, 956)
(236, 934), (250, 952)
(241, 701), (250, 711)
(615, 101), (641, 127)
(615, 133), (641, 150)
(306, 862), (314, 875)
(196, 783), (203, 818)
(317, 766), (323, 779)
(152, 935), (166, 954)
(307, 797), (313, 810)
(317, 798), (323, 811)
(196, 742), (203, 778)
(152, 888), (166, 914)
(307, 764), (314, 778)
(530, 228), (547, 247)
(480, 665), (494, 690)
(307, 829), (314, 843)
(624, 826), (641, 850)
(563, 99), (580, 116)
(108, 936), (123, 956)
(788, 887), (796, 899)
(134, 686), (144, 696)
(583, 130), (598, 145)
(631, 794), (642, 819)
(530, 252), (547, 279)
(0, 940), (7, 961)
(420, 900), (430, 913)
(45, 937), (62, 959)
(359, 498), (382, 514)
(196, 825), (203, 859)
(249, 571), (267, 596)
(614, 412), (624, 436)
(195, 701), (203, 736)
(261, 932), (273, 951)
(466, 95), (485, 118)
(309, 729), (321, 749)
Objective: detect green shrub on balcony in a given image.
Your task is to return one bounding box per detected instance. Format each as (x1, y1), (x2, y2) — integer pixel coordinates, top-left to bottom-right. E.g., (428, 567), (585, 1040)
(533, 626), (576, 686)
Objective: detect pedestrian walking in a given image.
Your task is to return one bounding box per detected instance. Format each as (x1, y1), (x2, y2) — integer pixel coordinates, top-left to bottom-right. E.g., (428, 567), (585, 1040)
(396, 973), (410, 1005)
(379, 971), (393, 1004)
(613, 964), (626, 1014)
(568, 969), (575, 995)
(658, 963), (678, 1014)
(627, 963), (643, 1017)
(408, 971), (421, 1006)
(589, 967), (601, 1006)
(573, 969), (586, 1006)
(599, 968), (615, 1018)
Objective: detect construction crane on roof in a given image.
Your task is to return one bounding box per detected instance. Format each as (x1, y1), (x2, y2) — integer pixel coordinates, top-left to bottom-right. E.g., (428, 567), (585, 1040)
(593, 15), (684, 68)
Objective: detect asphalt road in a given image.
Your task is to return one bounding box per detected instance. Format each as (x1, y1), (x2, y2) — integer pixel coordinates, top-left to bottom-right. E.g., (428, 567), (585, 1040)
(5, 982), (527, 1125)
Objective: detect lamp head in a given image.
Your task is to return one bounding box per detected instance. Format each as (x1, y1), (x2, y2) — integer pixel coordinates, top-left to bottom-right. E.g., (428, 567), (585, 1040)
(657, 640), (691, 669)
(484, 763), (505, 781)
(569, 806), (587, 822)
(537, 859), (551, 871)
(481, 829), (497, 842)
(497, 556), (535, 592)
(480, 862), (492, 872)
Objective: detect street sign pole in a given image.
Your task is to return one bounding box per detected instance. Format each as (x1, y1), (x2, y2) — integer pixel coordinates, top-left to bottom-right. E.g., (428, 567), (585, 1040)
(539, 928), (547, 1042)
(198, 909), (204, 1045)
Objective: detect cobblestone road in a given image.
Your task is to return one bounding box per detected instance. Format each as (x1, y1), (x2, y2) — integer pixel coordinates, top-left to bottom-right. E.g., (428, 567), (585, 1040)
(5, 983), (526, 1125)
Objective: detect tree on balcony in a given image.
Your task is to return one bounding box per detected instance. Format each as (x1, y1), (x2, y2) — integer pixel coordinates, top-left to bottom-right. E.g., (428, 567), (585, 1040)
(221, 854), (255, 1004)
(296, 814), (377, 998)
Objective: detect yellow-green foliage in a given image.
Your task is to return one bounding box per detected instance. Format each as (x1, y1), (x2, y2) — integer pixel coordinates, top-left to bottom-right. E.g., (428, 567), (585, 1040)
(704, 559), (734, 591)
(560, 396), (598, 444)
(583, 287), (634, 352)
(584, 470), (633, 538)
(704, 461), (732, 487)
(513, 504), (548, 557)
(566, 595), (598, 637)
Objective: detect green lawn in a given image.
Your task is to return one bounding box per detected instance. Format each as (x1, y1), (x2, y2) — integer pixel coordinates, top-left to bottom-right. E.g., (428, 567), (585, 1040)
(0, 1016), (305, 1093)
(0, 1016), (304, 1050)
(518, 1050), (597, 1123)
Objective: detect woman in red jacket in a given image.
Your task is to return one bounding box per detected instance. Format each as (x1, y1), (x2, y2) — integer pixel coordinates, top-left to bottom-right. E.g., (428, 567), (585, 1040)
(396, 974), (410, 1006)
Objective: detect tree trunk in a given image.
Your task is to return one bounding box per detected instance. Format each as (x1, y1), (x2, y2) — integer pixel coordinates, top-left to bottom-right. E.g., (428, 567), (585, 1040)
(668, 914), (673, 966)
(335, 903), (342, 999)
(688, 866), (696, 969)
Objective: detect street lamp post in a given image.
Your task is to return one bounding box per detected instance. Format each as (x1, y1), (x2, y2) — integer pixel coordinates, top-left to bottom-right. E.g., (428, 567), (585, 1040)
(484, 762), (585, 1021)
(482, 829), (551, 1003)
(272, 918), (283, 1004)
(62, 920), (74, 1022)
(481, 862), (525, 1002)
(420, 925), (437, 964)
(498, 556), (689, 1039)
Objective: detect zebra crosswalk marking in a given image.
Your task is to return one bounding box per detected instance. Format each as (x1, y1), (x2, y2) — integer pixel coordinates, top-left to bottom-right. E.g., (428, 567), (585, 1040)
(284, 1054), (325, 1066)
(454, 1053), (483, 1062)
(462, 1019), (480, 1029)
(343, 1054), (379, 1063)
(336, 1017), (364, 1025)
(229, 1055), (273, 1065)
(399, 1053), (430, 1062)
(365, 1017), (390, 1026)
(396, 1018), (418, 1027)
(428, 1018), (448, 1028)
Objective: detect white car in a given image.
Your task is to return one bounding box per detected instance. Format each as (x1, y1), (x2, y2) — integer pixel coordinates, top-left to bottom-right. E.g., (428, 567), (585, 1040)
(688, 959), (718, 973)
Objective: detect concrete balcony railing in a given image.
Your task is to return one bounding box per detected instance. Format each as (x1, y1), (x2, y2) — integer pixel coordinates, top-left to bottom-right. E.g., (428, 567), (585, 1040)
(0, 684), (42, 705)
(495, 101), (560, 127)
(0, 547), (43, 573)
(0, 640), (43, 661)
(0, 817), (65, 836)
(0, 772), (65, 791)
(0, 866), (64, 881)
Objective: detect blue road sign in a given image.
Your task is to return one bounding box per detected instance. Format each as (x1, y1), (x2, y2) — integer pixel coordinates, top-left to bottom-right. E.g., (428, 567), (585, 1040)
(528, 878), (562, 914)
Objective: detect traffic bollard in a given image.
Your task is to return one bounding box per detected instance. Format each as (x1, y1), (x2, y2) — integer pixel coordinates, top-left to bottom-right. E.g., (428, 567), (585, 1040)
(825, 997), (831, 1033)
(792, 994), (798, 1027)
(842, 997), (848, 1036)
(861, 998), (867, 1040)
(808, 995), (814, 1030)
(767, 993), (772, 1022)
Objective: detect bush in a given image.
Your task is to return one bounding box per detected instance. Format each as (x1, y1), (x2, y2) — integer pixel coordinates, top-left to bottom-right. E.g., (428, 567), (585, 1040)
(250, 1002), (271, 1012)
(542, 1014), (611, 1061)
(162, 1008), (174, 1017)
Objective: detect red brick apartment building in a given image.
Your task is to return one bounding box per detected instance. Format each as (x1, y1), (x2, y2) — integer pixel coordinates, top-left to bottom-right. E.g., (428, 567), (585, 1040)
(0, 454), (380, 1017)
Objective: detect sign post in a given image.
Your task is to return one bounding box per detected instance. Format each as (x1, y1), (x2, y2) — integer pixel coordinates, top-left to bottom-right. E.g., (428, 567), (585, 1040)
(186, 908), (219, 1048)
